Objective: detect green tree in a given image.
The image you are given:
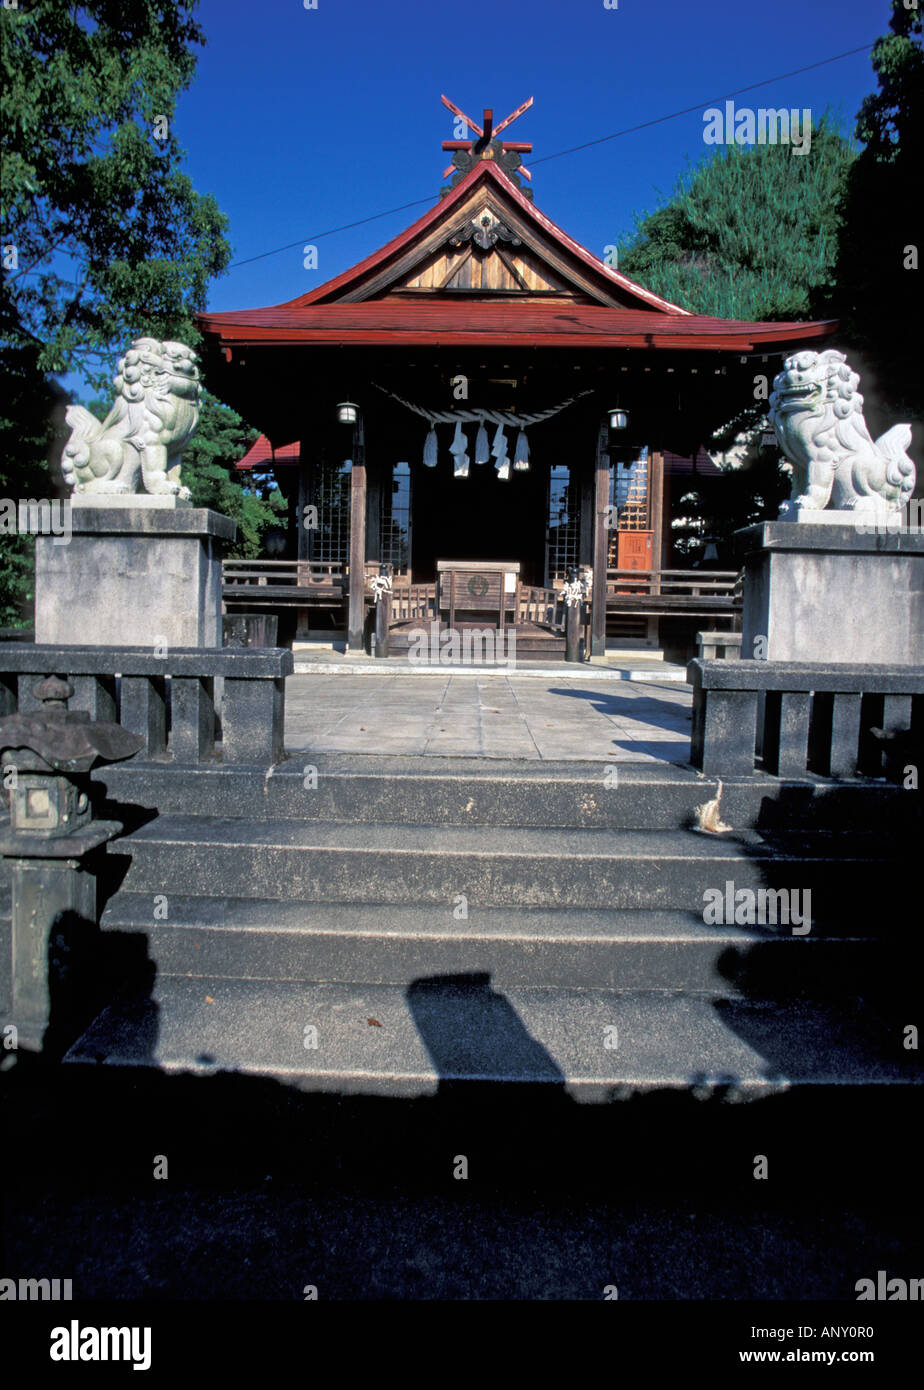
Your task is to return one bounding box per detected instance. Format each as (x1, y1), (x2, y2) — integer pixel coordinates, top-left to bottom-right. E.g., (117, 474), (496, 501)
(180, 393), (286, 559)
(617, 114), (856, 555)
(1, 0), (231, 618)
(618, 112), (855, 320)
(823, 1), (923, 433)
(1, 0), (229, 384)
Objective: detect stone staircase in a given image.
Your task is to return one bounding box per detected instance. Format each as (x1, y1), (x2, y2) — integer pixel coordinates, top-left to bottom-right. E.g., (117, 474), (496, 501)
(48, 757), (921, 1099)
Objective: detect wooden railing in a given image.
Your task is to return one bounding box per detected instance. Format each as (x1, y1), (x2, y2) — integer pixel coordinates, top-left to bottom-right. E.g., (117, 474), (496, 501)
(607, 567), (742, 617)
(223, 559), (344, 606)
(517, 586), (564, 630)
(223, 559), (344, 585)
(607, 567), (740, 595)
(390, 583), (438, 623)
(384, 581), (565, 630)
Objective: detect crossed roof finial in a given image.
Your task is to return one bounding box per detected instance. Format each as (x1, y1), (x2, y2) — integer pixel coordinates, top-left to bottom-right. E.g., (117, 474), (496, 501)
(440, 95), (534, 185)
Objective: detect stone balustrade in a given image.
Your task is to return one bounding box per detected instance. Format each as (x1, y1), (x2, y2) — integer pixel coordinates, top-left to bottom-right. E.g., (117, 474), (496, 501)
(688, 658), (924, 778)
(0, 644), (293, 766)
(695, 631), (743, 661)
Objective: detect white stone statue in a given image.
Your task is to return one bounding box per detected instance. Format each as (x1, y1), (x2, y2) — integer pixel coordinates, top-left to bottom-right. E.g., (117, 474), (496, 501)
(769, 349), (915, 519)
(62, 338), (201, 498)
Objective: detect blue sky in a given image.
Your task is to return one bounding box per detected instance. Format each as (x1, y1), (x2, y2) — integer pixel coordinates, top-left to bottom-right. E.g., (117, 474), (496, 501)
(180, 0), (886, 316)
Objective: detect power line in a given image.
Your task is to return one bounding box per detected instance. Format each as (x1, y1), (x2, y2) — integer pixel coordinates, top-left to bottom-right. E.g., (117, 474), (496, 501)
(227, 40), (877, 272)
(228, 196), (438, 269)
(530, 43), (876, 165)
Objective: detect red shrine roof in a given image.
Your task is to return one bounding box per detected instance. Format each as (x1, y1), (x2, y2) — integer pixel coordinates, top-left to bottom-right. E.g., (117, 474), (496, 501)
(199, 159), (836, 353)
(235, 436), (299, 470)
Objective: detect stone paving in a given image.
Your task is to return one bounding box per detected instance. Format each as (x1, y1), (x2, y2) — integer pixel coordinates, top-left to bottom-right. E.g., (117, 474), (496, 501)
(284, 673), (693, 762)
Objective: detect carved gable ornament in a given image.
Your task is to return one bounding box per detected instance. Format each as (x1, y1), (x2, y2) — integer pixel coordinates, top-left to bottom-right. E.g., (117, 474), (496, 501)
(442, 136), (534, 199)
(448, 209), (522, 252)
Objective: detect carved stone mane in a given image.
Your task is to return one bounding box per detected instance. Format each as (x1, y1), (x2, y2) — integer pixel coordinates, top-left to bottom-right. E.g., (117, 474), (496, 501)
(62, 338), (201, 499)
(769, 349), (915, 518)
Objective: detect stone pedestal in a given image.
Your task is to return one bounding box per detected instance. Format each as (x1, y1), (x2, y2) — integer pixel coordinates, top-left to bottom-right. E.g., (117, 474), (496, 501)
(738, 521), (924, 663)
(35, 508), (236, 648)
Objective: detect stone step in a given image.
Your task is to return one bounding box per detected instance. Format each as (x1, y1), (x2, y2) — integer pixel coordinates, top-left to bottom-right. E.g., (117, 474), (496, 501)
(99, 894), (883, 994)
(91, 758), (918, 832)
(111, 816), (898, 910)
(63, 976), (923, 1100)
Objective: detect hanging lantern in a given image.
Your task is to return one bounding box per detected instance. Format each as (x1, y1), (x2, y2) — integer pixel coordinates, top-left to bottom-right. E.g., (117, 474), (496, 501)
(336, 402), (359, 425)
(608, 408), (628, 431)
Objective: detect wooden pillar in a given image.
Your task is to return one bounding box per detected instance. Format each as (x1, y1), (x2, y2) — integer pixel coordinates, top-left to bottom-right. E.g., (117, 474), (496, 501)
(649, 449), (665, 596)
(646, 448), (665, 647)
(591, 422), (609, 657)
(347, 419), (366, 652)
(296, 444), (310, 561)
(366, 462), (382, 564)
(579, 462), (594, 568)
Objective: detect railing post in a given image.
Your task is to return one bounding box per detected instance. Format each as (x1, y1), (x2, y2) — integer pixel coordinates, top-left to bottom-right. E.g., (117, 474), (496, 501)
(120, 676), (167, 759)
(829, 693), (863, 778)
(171, 676), (215, 763)
(762, 691), (811, 777)
(68, 675), (117, 722)
(689, 662), (759, 774)
(0, 674), (17, 716)
(221, 677), (286, 764)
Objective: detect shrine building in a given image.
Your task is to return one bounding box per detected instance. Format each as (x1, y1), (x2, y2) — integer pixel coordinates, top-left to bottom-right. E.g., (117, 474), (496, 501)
(198, 98), (836, 660)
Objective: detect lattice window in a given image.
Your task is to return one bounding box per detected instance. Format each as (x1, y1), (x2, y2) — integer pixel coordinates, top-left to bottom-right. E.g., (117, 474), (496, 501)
(607, 447), (650, 565)
(610, 446), (650, 528)
(547, 463), (581, 583)
(307, 458), (351, 567)
(380, 460), (411, 574)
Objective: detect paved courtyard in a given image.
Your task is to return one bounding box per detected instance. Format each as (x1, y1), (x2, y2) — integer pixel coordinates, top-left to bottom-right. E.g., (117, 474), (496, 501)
(284, 673), (693, 762)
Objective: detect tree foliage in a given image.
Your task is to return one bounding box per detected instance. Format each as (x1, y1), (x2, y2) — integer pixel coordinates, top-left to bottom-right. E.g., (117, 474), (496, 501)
(823, 1), (923, 430)
(0, 0), (234, 618)
(617, 113), (855, 321)
(179, 394), (286, 559)
(616, 114), (858, 556)
(1, 0), (230, 386)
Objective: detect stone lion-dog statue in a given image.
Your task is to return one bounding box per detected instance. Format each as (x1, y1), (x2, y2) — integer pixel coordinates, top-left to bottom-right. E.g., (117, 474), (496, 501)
(769, 348), (915, 518)
(62, 338), (201, 498)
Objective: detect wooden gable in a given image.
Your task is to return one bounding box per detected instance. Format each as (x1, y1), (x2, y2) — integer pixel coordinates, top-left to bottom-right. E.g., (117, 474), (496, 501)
(396, 239), (571, 298)
(299, 161), (691, 314)
(374, 191), (593, 302)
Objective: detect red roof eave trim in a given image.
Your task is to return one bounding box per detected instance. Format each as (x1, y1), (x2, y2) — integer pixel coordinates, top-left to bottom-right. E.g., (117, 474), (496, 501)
(200, 317), (838, 352)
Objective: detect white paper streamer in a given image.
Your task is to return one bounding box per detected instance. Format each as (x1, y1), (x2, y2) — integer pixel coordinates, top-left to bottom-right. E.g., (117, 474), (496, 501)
(450, 420), (470, 478)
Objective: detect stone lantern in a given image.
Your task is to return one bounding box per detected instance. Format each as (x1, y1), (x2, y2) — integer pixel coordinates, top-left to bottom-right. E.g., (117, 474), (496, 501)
(0, 676), (144, 1052)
